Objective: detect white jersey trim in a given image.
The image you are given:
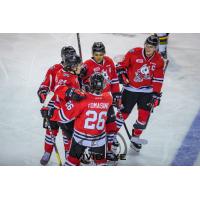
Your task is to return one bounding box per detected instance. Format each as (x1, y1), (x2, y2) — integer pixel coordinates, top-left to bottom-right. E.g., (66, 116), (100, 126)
(73, 129), (106, 148)
(123, 85), (153, 93)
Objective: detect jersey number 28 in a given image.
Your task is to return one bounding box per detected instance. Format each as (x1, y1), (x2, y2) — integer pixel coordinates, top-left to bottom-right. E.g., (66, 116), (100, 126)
(84, 110), (107, 130)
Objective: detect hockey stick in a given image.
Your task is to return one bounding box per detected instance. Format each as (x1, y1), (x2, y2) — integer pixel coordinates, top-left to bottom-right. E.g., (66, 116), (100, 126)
(164, 59), (169, 74)
(43, 92), (62, 166)
(117, 109), (131, 140)
(76, 33), (83, 61)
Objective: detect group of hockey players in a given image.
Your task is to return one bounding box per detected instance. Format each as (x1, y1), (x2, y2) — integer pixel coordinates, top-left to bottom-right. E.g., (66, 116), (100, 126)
(37, 34), (168, 166)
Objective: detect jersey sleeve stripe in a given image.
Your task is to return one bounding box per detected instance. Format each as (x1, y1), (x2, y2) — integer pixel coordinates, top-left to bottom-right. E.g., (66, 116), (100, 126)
(74, 129), (106, 139)
(152, 80), (163, 83)
(111, 80), (119, 84)
(59, 109), (71, 122)
(152, 78), (164, 81)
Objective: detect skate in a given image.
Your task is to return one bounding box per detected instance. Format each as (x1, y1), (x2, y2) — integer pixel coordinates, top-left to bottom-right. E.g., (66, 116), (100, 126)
(130, 136), (142, 152)
(40, 152), (51, 166)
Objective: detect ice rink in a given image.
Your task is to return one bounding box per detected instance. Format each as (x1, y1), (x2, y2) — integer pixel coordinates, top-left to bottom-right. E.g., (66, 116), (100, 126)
(0, 33), (200, 166)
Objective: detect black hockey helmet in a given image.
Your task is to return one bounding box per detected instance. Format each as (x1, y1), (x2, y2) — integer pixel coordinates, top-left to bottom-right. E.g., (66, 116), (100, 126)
(63, 54), (82, 71)
(92, 42), (106, 54)
(145, 35), (159, 47)
(90, 72), (105, 94)
(61, 46), (76, 61)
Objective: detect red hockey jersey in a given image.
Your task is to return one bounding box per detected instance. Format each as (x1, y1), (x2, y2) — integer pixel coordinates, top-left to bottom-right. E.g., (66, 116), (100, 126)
(39, 63), (63, 107)
(117, 48), (165, 93)
(82, 56), (120, 94)
(53, 68), (81, 109)
(52, 92), (113, 136)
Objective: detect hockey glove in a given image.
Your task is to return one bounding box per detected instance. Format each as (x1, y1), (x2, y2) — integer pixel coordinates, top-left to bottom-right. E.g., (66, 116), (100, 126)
(66, 88), (86, 101)
(79, 66), (87, 78)
(40, 107), (55, 119)
(151, 92), (162, 107)
(112, 92), (122, 108)
(116, 68), (129, 85)
(82, 83), (90, 92)
(37, 87), (49, 103)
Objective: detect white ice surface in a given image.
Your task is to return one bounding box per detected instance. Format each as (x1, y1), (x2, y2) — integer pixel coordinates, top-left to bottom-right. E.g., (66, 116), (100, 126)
(0, 33), (200, 166)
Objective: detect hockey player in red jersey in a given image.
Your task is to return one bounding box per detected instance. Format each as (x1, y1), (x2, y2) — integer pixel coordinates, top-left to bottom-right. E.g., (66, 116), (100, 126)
(53, 52), (86, 160)
(80, 42), (121, 159)
(115, 35), (165, 152)
(37, 46), (77, 165)
(51, 72), (113, 166)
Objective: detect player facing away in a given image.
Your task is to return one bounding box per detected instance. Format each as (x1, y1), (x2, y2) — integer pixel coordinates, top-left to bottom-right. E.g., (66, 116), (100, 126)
(80, 42), (121, 158)
(37, 46), (78, 165)
(53, 52), (86, 160)
(51, 72), (113, 166)
(115, 35), (165, 152)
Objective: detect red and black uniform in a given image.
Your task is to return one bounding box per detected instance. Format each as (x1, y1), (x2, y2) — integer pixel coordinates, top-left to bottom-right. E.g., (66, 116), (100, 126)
(81, 56), (120, 149)
(116, 47), (165, 136)
(82, 56), (120, 94)
(37, 63), (70, 154)
(51, 92), (113, 166)
(54, 68), (81, 109)
(53, 68), (83, 147)
(39, 64), (63, 107)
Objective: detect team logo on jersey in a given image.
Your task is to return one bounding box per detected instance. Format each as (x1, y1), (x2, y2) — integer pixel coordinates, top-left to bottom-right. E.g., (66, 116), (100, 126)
(58, 79), (67, 85)
(134, 64), (151, 82)
(102, 69), (110, 83)
(94, 67), (100, 72)
(136, 59), (144, 63)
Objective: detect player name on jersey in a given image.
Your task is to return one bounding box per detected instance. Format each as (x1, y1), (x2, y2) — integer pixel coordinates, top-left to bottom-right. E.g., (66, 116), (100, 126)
(88, 102), (110, 109)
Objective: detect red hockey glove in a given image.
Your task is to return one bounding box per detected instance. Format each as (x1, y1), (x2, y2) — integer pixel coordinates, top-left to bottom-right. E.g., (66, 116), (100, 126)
(112, 92), (122, 108)
(37, 87), (49, 103)
(40, 106), (55, 119)
(151, 92), (162, 108)
(66, 88), (86, 101)
(116, 68), (129, 85)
